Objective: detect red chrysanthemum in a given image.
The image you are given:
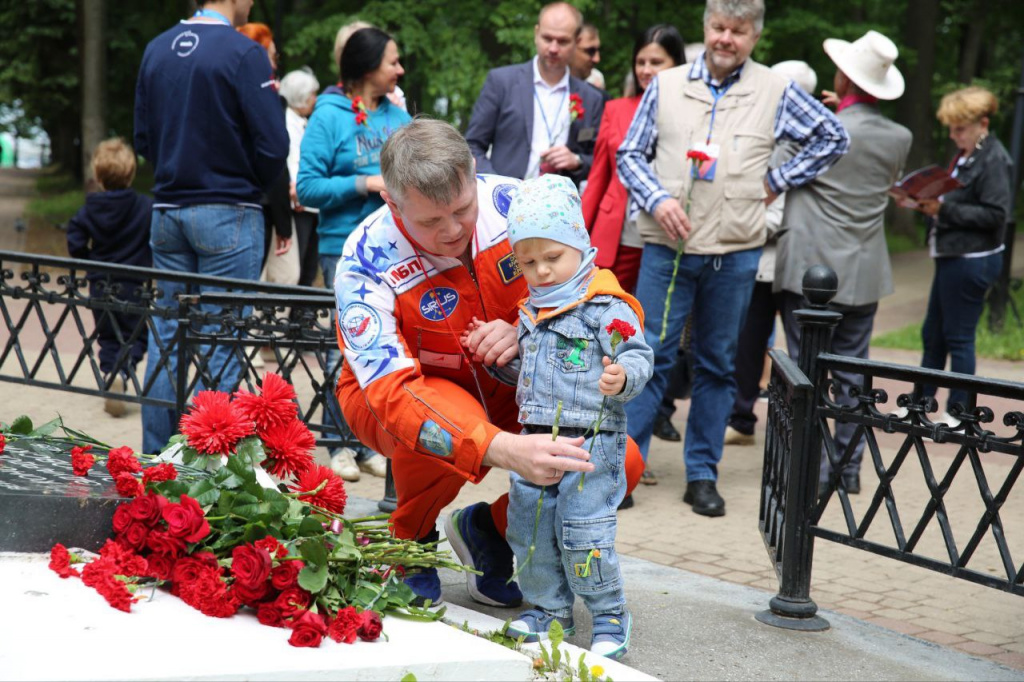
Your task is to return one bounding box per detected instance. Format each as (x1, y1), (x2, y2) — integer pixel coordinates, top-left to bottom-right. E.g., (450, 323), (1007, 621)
(261, 419), (316, 478)
(233, 372), (299, 433)
(142, 463), (178, 486)
(71, 446), (95, 477)
(290, 464), (347, 514)
(105, 446), (142, 477)
(686, 149), (712, 163)
(179, 391), (254, 455)
(48, 543), (80, 579)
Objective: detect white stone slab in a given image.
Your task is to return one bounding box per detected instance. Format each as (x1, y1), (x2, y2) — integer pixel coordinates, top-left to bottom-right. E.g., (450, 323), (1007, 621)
(0, 553), (534, 681)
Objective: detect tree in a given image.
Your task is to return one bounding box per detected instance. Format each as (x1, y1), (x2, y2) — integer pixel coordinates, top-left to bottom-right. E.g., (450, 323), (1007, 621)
(82, 0), (106, 181)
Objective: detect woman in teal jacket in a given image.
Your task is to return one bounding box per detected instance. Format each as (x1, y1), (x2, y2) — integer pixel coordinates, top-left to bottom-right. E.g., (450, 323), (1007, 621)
(296, 26), (411, 481)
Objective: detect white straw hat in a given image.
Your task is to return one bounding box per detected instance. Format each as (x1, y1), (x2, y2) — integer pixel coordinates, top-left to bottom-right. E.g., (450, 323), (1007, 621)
(823, 30), (905, 100)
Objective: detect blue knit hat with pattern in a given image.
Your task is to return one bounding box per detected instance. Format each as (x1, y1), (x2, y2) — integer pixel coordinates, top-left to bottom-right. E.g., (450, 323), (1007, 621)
(506, 175), (590, 252)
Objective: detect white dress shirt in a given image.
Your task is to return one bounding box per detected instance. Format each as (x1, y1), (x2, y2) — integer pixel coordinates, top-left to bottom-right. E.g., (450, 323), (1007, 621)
(525, 56), (571, 180)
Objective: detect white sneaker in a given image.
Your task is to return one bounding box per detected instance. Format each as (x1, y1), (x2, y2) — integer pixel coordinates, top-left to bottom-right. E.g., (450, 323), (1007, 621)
(891, 406), (909, 419)
(724, 425), (755, 446)
(103, 375), (127, 418)
(937, 411), (961, 428)
(330, 447), (361, 481)
(358, 453), (388, 478)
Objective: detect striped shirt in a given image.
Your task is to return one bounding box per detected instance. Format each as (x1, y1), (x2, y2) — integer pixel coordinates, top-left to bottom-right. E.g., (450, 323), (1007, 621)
(617, 54), (850, 215)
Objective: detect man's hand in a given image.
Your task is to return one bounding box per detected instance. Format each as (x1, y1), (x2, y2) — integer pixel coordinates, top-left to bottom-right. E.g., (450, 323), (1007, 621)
(764, 180), (779, 206)
(460, 316), (519, 367)
(653, 198), (691, 241)
(275, 236), (292, 256)
(599, 356), (626, 395)
(820, 89), (841, 109)
(484, 431), (594, 486)
(541, 145), (582, 172)
(289, 181), (304, 212)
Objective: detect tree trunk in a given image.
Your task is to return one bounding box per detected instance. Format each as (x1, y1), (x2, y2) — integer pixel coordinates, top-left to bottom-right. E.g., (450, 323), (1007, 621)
(81, 0), (106, 183)
(957, 0), (986, 82)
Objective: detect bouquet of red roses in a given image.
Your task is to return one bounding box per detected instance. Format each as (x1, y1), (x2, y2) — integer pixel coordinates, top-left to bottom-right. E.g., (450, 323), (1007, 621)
(6, 373), (463, 648)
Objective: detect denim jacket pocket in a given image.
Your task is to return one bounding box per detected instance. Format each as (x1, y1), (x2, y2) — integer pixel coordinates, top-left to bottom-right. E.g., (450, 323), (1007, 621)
(545, 315), (594, 374)
(562, 515), (620, 595)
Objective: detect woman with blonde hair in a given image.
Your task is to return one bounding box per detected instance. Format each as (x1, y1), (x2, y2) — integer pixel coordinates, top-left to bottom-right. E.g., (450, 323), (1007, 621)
(915, 86), (1012, 424)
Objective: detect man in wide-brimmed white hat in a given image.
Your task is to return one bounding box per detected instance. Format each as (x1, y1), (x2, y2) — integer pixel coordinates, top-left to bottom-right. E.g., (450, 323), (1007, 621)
(774, 29), (913, 497)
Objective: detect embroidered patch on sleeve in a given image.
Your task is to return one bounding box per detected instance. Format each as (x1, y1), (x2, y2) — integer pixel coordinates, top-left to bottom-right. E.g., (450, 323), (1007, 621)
(418, 420), (453, 457)
(497, 252), (522, 284)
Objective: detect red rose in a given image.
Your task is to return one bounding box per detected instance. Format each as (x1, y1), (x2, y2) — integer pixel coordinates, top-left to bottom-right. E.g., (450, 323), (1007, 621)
(48, 543), (80, 579)
(127, 493), (167, 527)
(105, 446), (142, 477)
(147, 529), (187, 557)
(327, 606), (361, 644)
(270, 559), (304, 590)
(257, 602), (285, 628)
(254, 535), (287, 559)
(162, 494), (210, 543)
(142, 463), (178, 486)
(231, 543), (272, 589)
(233, 580), (272, 606)
(116, 520), (151, 552)
(71, 446), (95, 476)
(112, 504), (133, 534)
(358, 610), (383, 642)
(288, 610), (327, 648)
(146, 553), (176, 581)
(114, 473), (143, 498)
(275, 587), (311, 620)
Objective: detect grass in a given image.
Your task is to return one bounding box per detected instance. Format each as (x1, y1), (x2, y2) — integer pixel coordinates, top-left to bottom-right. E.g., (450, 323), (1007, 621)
(873, 282), (1024, 361)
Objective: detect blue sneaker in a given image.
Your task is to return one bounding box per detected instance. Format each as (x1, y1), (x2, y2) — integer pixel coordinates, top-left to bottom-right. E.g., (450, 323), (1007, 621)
(444, 502), (523, 607)
(507, 608), (576, 643)
(403, 567), (443, 607)
(591, 611), (632, 659)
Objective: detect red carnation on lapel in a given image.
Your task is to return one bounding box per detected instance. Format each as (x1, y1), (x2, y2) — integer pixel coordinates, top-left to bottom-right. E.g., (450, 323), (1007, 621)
(686, 150), (712, 163)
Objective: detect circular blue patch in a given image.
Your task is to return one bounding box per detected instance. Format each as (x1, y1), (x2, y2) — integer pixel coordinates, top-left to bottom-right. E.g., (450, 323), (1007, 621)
(492, 183), (517, 218)
(419, 287), (459, 321)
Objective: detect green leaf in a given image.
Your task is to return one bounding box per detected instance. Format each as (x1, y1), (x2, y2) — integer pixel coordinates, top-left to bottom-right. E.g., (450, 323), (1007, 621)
(27, 416), (61, 437)
(297, 564), (329, 593)
(235, 435), (266, 467)
(578, 652), (590, 682)
(298, 515), (325, 537)
(187, 478), (220, 507)
(548, 619), (564, 648)
(182, 447), (198, 467)
(226, 449), (257, 483)
(154, 480), (189, 500)
(242, 523), (268, 544)
(298, 538), (328, 567)
(213, 466), (245, 490)
(400, 673), (417, 682)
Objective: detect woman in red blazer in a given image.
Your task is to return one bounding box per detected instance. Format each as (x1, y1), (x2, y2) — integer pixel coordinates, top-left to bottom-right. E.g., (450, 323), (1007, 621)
(582, 25), (685, 294)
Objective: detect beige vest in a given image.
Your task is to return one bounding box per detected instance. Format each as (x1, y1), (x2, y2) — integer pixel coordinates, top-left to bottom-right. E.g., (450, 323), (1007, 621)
(637, 61), (787, 254)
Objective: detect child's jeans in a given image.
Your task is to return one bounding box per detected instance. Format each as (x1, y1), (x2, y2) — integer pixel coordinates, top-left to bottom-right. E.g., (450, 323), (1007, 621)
(507, 427), (627, 618)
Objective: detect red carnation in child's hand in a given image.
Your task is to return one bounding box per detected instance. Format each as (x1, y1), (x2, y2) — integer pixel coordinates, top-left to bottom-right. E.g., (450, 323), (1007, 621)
(48, 543), (80, 579)
(105, 446), (142, 477)
(261, 418), (316, 478)
(328, 606), (362, 644)
(162, 494), (211, 543)
(233, 372), (299, 432)
(142, 463), (178, 487)
(605, 319), (636, 342)
(179, 391), (254, 455)
(71, 445), (95, 476)
(686, 149), (712, 162)
(290, 464), (347, 514)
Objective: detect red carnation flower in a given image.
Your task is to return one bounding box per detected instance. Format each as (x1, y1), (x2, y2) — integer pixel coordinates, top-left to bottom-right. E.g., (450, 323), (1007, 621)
(355, 111), (368, 126)
(115, 472), (143, 498)
(71, 445), (95, 476)
(261, 419), (316, 479)
(162, 494), (211, 543)
(254, 536), (288, 559)
(358, 609), (383, 641)
(604, 319), (636, 343)
(105, 446), (142, 477)
(178, 390), (254, 456)
(48, 543), (80, 579)
(328, 606), (362, 644)
(290, 464), (347, 514)
(234, 372), (299, 432)
(0, 432), (5, 454)
(142, 463), (178, 486)
(686, 149), (712, 163)
(289, 610), (327, 648)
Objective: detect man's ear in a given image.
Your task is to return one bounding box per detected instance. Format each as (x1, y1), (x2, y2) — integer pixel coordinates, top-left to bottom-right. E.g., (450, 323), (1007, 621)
(381, 189), (399, 214)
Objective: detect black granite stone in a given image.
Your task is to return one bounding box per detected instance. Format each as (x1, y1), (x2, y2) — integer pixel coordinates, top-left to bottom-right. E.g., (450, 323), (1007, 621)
(0, 440), (126, 552)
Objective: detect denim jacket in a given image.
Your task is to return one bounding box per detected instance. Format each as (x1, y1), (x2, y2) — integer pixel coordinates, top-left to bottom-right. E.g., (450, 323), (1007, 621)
(491, 270), (653, 431)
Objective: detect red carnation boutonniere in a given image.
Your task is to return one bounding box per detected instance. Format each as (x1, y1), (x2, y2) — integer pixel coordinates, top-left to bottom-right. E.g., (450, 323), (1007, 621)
(569, 93), (585, 123)
(686, 149), (711, 163)
(351, 96), (369, 126)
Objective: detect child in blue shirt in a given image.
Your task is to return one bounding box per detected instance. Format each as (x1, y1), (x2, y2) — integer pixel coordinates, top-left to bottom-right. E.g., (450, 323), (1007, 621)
(483, 175), (653, 659)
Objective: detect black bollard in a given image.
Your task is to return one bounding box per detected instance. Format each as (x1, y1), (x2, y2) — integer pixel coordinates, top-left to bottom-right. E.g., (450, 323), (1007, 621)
(378, 460), (397, 513)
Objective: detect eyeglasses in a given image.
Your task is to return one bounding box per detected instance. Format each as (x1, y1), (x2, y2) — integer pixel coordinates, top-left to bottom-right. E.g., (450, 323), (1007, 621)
(580, 46), (600, 57)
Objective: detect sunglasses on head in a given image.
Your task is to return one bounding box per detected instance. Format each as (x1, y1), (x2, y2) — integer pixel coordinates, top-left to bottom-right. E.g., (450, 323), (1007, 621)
(580, 46), (600, 57)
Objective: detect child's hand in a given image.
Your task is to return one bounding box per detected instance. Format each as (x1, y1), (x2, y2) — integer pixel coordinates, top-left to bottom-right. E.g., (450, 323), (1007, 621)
(460, 317), (485, 348)
(599, 356), (626, 395)
(463, 316), (519, 366)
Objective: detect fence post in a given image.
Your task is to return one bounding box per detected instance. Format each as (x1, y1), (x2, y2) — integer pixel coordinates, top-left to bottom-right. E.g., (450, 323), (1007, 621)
(756, 265), (840, 632)
(378, 463), (398, 513)
(175, 294), (196, 419)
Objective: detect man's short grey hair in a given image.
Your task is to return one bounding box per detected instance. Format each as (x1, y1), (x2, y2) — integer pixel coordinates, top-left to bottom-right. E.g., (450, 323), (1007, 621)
(380, 118), (475, 206)
(278, 68), (320, 109)
(704, 0), (765, 33)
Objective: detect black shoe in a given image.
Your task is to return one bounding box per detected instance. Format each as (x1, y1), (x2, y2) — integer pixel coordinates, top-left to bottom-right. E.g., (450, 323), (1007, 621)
(682, 480), (725, 517)
(653, 415), (681, 442)
(842, 474), (861, 495)
(618, 494), (635, 510)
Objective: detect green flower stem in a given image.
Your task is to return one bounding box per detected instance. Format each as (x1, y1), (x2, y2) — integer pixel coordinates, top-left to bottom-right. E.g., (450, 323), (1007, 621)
(659, 164), (699, 344)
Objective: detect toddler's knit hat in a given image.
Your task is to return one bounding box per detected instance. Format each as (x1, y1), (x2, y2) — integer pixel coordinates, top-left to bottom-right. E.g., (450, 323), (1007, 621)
(506, 175), (590, 252)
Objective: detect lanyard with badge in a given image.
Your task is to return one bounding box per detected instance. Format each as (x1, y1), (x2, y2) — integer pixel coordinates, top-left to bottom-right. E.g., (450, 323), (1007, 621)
(689, 81), (733, 182)
(193, 8), (232, 25)
(535, 89), (568, 175)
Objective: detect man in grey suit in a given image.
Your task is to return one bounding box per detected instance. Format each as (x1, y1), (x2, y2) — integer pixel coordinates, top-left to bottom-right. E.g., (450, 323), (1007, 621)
(464, 2), (605, 188)
(774, 30), (913, 494)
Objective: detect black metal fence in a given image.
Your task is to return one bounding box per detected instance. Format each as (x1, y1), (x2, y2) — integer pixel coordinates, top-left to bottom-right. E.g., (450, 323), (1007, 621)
(758, 266), (1024, 631)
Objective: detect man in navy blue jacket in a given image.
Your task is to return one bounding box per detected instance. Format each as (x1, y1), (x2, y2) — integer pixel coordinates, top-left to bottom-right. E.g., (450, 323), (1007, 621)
(134, 0), (288, 454)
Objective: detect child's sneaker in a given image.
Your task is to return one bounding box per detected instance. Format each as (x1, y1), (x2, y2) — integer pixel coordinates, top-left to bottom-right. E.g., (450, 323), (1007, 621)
(507, 608), (575, 643)
(591, 611), (632, 659)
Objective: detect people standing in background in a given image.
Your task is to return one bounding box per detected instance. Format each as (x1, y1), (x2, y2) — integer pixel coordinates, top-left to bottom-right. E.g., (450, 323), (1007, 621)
(134, 0), (288, 454)
(724, 59), (818, 448)
(571, 22), (606, 92)
(334, 20), (408, 112)
(914, 86), (1012, 425)
(279, 68), (321, 288)
(774, 31), (911, 495)
(66, 138), (153, 418)
(296, 26), (411, 482)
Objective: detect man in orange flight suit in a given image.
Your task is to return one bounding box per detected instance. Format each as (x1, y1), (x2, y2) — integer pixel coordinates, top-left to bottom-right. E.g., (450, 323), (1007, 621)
(333, 119), (643, 607)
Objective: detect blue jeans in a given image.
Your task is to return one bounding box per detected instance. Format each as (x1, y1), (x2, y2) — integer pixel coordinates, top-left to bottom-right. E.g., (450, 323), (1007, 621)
(141, 205), (264, 453)
(920, 252), (1003, 410)
(507, 429), (627, 618)
(624, 244), (760, 482)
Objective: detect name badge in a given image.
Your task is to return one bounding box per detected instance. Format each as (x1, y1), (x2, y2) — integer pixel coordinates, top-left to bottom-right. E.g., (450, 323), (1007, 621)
(576, 127), (596, 143)
(689, 142), (720, 182)
(419, 350), (463, 370)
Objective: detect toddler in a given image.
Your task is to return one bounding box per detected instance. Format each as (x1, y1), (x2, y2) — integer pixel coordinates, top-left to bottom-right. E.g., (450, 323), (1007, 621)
(481, 174), (653, 659)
